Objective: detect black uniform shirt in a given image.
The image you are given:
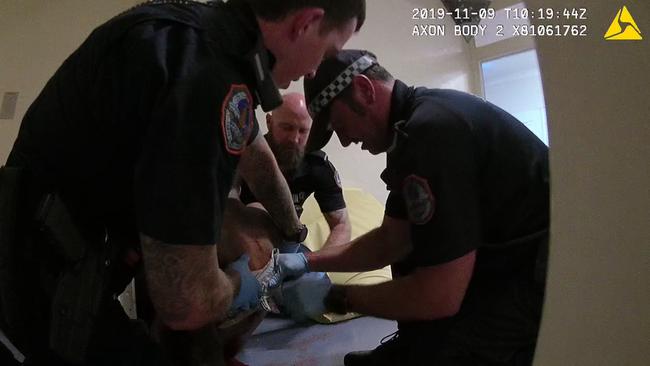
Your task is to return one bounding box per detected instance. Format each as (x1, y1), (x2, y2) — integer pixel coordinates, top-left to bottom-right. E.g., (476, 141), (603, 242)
(240, 148), (346, 217)
(7, 1), (272, 246)
(382, 80), (549, 275)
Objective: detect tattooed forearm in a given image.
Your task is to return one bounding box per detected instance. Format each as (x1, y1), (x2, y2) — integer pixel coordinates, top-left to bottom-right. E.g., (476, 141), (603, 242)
(322, 208), (352, 248)
(239, 133), (301, 236)
(140, 234), (234, 330)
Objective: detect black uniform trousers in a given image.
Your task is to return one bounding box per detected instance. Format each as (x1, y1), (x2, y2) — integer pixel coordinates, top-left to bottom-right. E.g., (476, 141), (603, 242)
(395, 237), (547, 366)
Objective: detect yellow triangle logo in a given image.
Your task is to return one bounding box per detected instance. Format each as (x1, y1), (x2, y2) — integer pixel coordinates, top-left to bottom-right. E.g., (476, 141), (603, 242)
(604, 6), (642, 40)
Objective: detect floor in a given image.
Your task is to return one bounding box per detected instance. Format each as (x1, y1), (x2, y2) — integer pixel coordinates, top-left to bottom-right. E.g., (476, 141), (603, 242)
(2, 313), (396, 366)
(238, 316), (397, 366)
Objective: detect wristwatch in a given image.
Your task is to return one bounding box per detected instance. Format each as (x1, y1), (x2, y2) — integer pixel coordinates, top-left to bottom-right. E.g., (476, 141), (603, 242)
(324, 285), (349, 314)
(285, 223), (308, 243)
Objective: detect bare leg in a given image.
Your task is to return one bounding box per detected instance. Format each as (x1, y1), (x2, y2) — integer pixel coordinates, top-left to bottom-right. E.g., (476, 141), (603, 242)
(218, 198), (282, 270)
(153, 198), (282, 365)
(217, 198), (282, 361)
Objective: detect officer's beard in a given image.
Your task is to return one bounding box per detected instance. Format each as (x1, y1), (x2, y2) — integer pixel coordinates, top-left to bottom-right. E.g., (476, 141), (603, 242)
(267, 138), (304, 178)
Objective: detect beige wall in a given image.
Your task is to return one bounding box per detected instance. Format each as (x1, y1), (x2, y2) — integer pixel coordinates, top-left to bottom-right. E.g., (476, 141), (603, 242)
(0, 0), (141, 164)
(528, 1), (650, 365)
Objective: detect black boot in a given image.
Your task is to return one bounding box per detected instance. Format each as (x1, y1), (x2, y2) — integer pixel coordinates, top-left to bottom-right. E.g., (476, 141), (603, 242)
(344, 331), (407, 366)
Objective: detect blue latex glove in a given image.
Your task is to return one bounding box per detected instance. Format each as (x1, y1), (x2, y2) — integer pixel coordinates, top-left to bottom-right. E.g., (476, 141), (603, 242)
(227, 254), (262, 312)
(281, 272), (331, 322)
(278, 242), (311, 254)
(268, 253), (309, 288)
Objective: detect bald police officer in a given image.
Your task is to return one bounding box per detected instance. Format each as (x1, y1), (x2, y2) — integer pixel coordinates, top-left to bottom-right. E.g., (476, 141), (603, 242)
(239, 93), (351, 249)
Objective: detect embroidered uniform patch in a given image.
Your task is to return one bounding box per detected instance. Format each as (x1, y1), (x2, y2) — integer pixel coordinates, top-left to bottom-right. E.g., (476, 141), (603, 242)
(403, 175), (435, 225)
(326, 157), (343, 189)
(221, 84), (253, 155)
(333, 169), (342, 189)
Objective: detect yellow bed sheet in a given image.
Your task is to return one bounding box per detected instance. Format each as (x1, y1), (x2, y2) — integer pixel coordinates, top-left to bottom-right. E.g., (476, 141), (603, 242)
(300, 188), (392, 323)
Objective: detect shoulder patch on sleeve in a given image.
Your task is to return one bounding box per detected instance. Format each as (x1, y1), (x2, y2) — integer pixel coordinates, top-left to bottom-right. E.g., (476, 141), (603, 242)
(221, 84), (254, 155)
(319, 151), (343, 188)
(331, 162), (342, 188)
(403, 174), (435, 225)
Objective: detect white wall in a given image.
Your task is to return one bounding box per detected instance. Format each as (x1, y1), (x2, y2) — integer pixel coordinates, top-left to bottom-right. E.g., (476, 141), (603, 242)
(528, 1), (650, 365)
(260, 0), (474, 203)
(0, 0), (141, 164)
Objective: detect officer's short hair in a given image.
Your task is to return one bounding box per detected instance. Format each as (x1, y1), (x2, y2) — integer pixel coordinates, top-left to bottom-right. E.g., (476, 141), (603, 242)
(233, 0), (366, 33)
(337, 63), (393, 109)
(360, 64), (393, 82)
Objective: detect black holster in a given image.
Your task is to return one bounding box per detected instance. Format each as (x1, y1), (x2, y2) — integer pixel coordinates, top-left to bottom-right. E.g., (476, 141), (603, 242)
(39, 194), (116, 364)
(0, 166), (39, 358)
(0, 166), (115, 364)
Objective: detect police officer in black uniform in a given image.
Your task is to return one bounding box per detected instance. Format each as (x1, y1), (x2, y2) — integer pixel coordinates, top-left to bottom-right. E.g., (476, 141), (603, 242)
(0, 1), (365, 365)
(271, 50), (549, 366)
(239, 93), (351, 249)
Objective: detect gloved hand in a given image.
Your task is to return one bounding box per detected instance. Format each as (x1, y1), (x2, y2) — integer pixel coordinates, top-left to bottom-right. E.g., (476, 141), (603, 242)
(268, 253), (309, 288)
(227, 254), (262, 312)
(281, 272), (331, 322)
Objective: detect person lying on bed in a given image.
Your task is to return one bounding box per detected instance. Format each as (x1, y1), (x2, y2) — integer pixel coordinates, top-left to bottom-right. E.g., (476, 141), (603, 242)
(270, 50), (550, 366)
(147, 193), (283, 365)
(153, 192), (331, 366)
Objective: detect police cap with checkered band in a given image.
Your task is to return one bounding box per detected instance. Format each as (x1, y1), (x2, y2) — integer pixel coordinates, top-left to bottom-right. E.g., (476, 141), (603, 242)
(304, 50), (378, 152)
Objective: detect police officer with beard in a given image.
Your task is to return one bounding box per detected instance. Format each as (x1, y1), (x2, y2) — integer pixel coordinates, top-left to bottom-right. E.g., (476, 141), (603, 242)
(239, 93), (351, 249)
